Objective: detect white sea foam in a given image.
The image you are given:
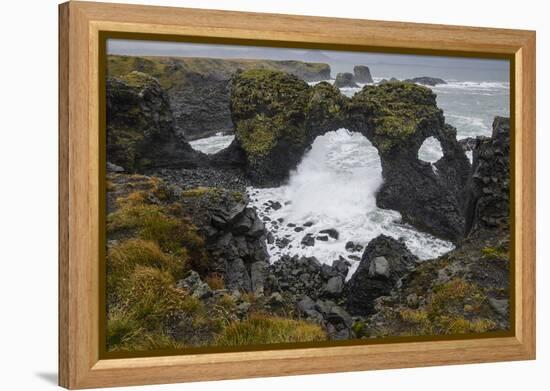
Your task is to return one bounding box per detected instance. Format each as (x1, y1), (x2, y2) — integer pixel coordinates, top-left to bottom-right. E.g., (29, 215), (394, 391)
(418, 136), (444, 164)
(307, 80), (370, 97)
(189, 132), (234, 154)
(190, 76), (505, 278)
(433, 80), (509, 90)
(247, 129), (454, 278)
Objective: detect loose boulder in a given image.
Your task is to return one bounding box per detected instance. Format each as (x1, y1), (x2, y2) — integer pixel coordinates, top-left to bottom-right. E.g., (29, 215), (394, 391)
(346, 235), (418, 315)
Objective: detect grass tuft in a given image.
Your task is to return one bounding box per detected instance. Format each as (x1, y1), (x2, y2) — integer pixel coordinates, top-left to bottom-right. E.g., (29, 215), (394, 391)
(216, 314), (326, 346)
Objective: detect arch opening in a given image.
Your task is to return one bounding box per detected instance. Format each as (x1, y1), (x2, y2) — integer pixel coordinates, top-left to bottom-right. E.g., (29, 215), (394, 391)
(246, 128), (454, 277)
(418, 136), (444, 164)
(188, 132), (235, 155)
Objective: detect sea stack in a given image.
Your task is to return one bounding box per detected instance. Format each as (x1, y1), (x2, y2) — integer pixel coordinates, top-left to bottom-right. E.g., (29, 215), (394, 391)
(334, 72), (358, 88)
(353, 65), (373, 84)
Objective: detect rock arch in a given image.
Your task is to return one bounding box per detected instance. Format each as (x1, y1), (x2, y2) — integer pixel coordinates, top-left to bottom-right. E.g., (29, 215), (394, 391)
(106, 69), (471, 241)
(223, 70), (471, 240)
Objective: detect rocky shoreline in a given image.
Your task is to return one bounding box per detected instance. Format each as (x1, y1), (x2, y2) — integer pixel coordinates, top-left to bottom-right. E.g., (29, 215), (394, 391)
(105, 64), (510, 351)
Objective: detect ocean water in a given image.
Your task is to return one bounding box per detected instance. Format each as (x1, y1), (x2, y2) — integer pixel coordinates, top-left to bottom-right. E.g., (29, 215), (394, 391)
(247, 129), (454, 279)
(188, 75), (509, 274)
(189, 132), (234, 154)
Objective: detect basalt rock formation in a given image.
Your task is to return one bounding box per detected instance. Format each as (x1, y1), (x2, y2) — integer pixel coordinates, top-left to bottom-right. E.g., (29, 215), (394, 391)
(345, 235), (418, 315)
(106, 71), (206, 171)
(178, 187), (270, 293)
(464, 116), (510, 235)
(228, 70), (470, 240)
(353, 65), (373, 84)
(334, 72), (359, 88)
(229, 71), (348, 186)
(403, 76), (447, 86)
(109, 67), (471, 242)
(349, 119), (511, 337)
(108, 55), (331, 140)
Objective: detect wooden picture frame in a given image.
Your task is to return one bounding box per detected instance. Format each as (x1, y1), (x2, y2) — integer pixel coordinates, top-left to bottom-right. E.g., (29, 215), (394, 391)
(59, 1), (536, 389)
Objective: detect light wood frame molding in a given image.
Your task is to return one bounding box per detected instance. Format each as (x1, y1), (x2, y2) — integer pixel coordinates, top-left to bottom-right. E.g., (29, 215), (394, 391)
(59, 1), (536, 389)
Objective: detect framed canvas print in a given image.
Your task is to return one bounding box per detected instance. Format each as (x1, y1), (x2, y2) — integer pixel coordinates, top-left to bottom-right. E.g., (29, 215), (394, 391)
(58, 1), (536, 389)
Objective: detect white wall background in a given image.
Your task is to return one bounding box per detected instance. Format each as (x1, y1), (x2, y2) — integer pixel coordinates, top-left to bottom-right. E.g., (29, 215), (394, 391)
(0, 0), (546, 389)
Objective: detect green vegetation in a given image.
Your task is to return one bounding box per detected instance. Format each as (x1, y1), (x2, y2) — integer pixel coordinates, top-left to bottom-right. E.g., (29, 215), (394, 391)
(106, 309), (185, 352)
(181, 186), (221, 198)
(351, 82), (442, 154)
(107, 55), (329, 90)
(108, 193), (206, 263)
(231, 69), (312, 160)
(107, 239), (184, 298)
(306, 81), (348, 123)
(396, 278), (497, 335)
(481, 246), (508, 260)
(205, 273), (225, 290)
(106, 175), (210, 352)
(106, 174), (326, 353)
(216, 314), (326, 346)
(119, 71), (158, 88)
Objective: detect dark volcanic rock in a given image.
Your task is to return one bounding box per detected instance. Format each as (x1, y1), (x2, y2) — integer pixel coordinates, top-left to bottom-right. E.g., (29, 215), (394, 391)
(353, 65), (373, 83)
(349, 82), (470, 240)
(169, 72), (233, 140)
(334, 72), (359, 88)
(179, 188), (269, 293)
(176, 271), (212, 299)
(266, 255), (348, 302)
(108, 55), (331, 140)
(229, 70), (312, 186)
(354, 135), (512, 336)
(107, 161), (125, 173)
(345, 241), (363, 253)
(301, 234), (315, 247)
(346, 235), (418, 315)
(106, 71), (205, 172)
(458, 137), (478, 152)
(149, 167), (249, 192)
(403, 76), (447, 86)
(324, 276), (344, 297)
(319, 228), (339, 239)
(464, 117), (510, 234)
(229, 75), (469, 239)
(378, 77), (400, 84)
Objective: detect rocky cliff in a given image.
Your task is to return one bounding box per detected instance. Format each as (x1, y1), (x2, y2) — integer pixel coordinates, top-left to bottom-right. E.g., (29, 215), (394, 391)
(464, 116), (510, 234)
(107, 55), (331, 140)
(106, 71), (205, 171)
(350, 118), (511, 337)
(228, 70), (470, 240)
(105, 64), (511, 349)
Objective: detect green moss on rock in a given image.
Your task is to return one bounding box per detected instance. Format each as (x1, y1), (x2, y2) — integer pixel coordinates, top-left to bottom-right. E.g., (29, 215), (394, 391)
(351, 82), (443, 153)
(306, 82), (349, 132)
(231, 69), (311, 158)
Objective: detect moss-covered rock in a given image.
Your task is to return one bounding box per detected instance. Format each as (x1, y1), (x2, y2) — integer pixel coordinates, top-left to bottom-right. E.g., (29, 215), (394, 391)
(349, 81), (443, 155)
(230, 69), (312, 185)
(306, 82), (349, 137)
(108, 55), (331, 140)
(353, 230), (510, 338)
(107, 72), (204, 172)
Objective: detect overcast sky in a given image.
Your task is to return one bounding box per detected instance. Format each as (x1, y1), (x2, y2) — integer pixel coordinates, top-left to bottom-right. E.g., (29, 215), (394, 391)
(107, 39), (509, 82)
